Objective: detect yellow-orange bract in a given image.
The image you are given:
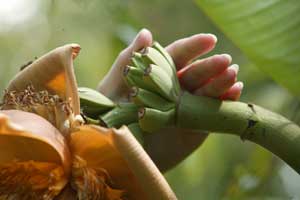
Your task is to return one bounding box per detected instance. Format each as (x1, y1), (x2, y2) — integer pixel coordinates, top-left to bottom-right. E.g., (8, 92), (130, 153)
(0, 44), (176, 200)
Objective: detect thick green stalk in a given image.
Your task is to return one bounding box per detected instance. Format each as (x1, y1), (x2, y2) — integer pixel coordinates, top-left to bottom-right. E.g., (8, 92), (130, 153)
(81, 41), (300, 175)
(177, 92), (300, 174)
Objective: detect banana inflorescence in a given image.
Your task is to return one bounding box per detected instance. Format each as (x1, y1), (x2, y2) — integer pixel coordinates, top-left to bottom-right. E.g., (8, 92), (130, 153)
(79, 41), (300, 175)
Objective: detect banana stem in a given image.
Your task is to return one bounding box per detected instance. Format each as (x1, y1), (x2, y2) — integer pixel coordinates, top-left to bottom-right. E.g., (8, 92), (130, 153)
(100, 103), (139, 128)
(177, 92), (300, 174)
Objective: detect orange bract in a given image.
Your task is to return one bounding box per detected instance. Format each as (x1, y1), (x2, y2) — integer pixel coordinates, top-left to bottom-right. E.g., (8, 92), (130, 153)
(0, 110), (69, 199)
(0, 44), (176, 200)
(70, 125), (146, 200)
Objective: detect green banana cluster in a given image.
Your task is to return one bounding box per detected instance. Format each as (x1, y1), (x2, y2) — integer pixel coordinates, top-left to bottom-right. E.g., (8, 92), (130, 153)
(124, 43), (180, 101)
(79, 41), (180, 140)
(79, 87), (139, 127)
(78, 42), (300, 175)
(79, 86), (144, 144)
(123, 41), (180, 133)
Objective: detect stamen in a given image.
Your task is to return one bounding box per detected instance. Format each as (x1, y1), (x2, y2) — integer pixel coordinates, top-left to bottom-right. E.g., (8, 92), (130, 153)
(0, 161), (67, 200)
(1, 85), (74, 135)
(72, 156), (125, 200)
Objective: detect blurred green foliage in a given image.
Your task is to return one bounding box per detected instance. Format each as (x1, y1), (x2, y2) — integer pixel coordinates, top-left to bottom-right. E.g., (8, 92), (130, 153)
(0, 0), (299, 199)
(197, 0), (300, 98)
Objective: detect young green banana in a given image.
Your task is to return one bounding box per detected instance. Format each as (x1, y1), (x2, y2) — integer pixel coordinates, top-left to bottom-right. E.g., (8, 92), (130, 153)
(100, 102), (139, 128)
(123, 65), (153, 92)
(131, 52), (147, 70)
(152, 41), (176, 71)
(143, 64), (178, 101)
(152, 41), (181, 95)
(130, 87), (175, 111)
(78, 87), (115, 117)
(141, 46), (180, 95)
(141, 47), (173, 77)
(123, 65), (177, 101)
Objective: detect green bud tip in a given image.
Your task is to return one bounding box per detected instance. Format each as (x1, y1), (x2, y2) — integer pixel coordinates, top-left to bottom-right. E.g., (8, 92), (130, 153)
(140, 47), (148, 55)
(129, 87), (139, 98)
(131, 52), (140, 58)
(138, 107), (146, 119)
(144, 66), (152, 76)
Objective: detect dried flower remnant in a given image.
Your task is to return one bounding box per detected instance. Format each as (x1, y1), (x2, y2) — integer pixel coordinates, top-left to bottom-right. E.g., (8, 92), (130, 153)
(71, 156), (124, 200)
(1, 85), (73, 135)
(0, 161), (66, 200)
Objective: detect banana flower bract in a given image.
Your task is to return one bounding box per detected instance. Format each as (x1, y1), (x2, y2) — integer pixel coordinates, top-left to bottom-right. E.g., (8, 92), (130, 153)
(0, 44), (176, 200)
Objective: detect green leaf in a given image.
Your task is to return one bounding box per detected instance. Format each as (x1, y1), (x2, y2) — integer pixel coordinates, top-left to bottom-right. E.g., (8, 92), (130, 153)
(196, 0), (300, 96)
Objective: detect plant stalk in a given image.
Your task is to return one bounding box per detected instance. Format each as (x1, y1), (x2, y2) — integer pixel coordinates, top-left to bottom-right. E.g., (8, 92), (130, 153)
(100, 103), (139, 128)
(177, 92), (300, 174)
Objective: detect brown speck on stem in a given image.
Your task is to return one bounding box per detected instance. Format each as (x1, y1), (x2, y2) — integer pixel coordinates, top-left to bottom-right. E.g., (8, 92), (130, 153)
(241, 119), (258, 141)
(247, 103), (256, 113)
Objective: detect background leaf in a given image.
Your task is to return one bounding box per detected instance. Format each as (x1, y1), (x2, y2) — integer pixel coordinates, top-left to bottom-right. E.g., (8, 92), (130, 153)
(196, 0), (300, 96)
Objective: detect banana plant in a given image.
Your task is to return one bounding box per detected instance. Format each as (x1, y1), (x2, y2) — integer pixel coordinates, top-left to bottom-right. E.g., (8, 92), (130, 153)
(80, 42), (300, 175)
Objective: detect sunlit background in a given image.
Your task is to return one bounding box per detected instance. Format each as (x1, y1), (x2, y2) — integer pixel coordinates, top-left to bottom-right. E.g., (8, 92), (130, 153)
(0, 0), (299, 199)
